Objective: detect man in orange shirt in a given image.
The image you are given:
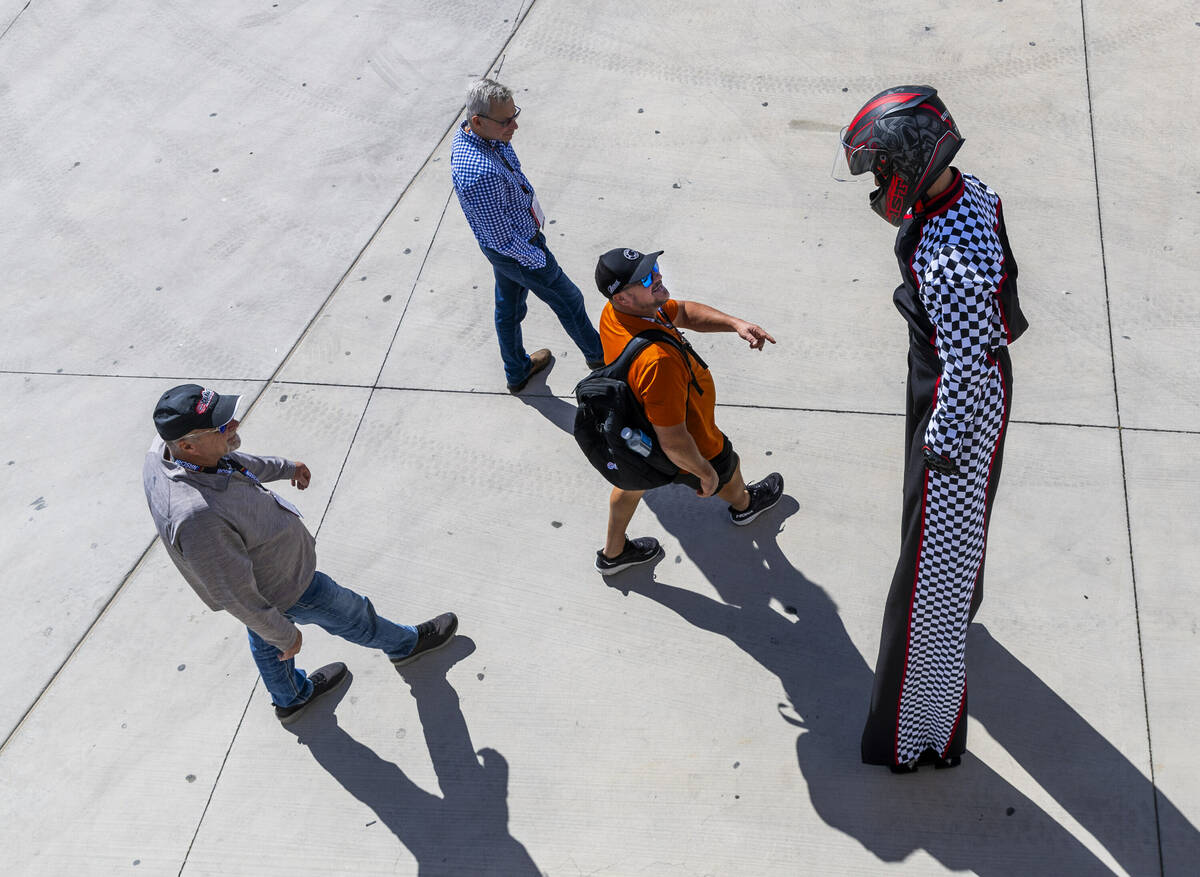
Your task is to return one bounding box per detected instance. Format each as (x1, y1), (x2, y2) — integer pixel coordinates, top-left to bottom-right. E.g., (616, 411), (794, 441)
(592, 247), (784, 574)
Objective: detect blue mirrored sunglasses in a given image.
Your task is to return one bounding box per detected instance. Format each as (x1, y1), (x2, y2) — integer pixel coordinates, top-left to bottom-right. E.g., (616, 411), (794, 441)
(637, 262), (660, 287)
(192, 421), (232, 437)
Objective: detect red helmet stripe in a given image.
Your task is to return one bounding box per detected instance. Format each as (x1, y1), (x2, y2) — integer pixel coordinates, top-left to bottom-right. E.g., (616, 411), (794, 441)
(849, 91), (925, 131)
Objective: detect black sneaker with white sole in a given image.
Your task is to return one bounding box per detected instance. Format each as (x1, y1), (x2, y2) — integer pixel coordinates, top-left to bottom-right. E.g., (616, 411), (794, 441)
(729, 472), (784, 526)
(274, 662), (350, 725)
(391, 612), (459, 666)
(595, 536), (663, 575)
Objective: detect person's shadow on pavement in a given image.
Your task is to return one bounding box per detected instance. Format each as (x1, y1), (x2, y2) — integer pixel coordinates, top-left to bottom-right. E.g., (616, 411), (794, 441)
(283, 637), (540, 877)
(619, 487), (1197, 875)
(514, 387), (576, 434)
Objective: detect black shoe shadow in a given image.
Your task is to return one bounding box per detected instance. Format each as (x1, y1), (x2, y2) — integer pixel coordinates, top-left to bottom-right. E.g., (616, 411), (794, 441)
(514, 387), (576, 434)
(629, 488), (1186, 874)
(283, 637), (540, 876)
(510, 355), (556, 397)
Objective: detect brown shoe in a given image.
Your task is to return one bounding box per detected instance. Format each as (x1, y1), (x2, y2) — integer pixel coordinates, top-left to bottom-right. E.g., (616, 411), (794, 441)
(507, 348), (553, 393)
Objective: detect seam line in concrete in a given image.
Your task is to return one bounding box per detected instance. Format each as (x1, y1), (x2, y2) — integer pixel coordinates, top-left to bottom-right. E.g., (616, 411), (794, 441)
(177, 682), (258, 877)
(0, 0), (531, 768)
(0, 539), (158, 755)
(1080, 2), (1163, 873)
(9, 366), (1188, 436)
(5, 368), (1195, 441)
(302, 0), (544, 537)
(0, 369), (274, 381)
(174, 2), (545, 868)
(314, 189), (456, 537)
(0, 0), (31, 43)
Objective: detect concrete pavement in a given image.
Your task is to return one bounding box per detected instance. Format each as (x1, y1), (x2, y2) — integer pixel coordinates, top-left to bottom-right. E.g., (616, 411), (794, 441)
(1, 0), (1198, 874)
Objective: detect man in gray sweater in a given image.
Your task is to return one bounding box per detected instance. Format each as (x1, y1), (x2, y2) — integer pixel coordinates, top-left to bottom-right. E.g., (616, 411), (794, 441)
(143, 384), (457, 725)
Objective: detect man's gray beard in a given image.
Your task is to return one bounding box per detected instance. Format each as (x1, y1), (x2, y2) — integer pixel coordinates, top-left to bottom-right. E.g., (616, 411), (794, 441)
(226, 433), (242, 453)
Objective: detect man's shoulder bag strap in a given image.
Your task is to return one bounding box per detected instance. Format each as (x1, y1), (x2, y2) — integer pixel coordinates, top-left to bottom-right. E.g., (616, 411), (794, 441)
(614, 328), (704, 396)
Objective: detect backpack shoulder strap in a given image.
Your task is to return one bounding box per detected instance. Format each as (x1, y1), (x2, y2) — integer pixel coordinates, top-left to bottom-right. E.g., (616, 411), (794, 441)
(613, 329), (702, 395)
(609, 329), (676, 378)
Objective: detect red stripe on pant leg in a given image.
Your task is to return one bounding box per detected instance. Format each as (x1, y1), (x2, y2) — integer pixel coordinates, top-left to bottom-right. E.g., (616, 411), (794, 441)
(942, 686), (968, 758)
(972, 357), (1009, 588)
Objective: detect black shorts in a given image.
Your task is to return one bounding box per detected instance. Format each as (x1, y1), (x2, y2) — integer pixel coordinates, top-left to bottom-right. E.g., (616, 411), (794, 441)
(672, 435), (739, 492)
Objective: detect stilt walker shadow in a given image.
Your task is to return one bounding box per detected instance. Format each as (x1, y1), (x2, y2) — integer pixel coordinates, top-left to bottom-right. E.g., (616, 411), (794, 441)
(623, 489), (1193, 874)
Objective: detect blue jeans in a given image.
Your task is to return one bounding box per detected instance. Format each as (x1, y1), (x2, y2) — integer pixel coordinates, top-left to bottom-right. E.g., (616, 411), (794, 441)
(481, 233), (603, 385)
(248, 570), (418, 708)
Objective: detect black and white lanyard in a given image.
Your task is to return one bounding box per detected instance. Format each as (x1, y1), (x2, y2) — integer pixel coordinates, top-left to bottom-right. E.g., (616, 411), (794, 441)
(650, 308), (709, 372)
(175, 456), (265, 489)
(176, 456), (303, 517)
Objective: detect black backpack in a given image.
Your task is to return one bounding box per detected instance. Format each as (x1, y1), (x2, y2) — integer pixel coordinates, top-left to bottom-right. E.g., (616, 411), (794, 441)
(573, 329), (703, 490)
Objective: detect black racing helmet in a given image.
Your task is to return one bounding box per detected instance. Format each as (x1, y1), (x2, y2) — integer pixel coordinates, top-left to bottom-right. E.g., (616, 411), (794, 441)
(841, 85), (963, 226)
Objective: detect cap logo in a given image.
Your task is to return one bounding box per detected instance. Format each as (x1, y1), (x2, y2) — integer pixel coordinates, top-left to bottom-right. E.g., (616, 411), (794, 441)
(622, 249), (640, 260)
(194, 388), (215, 415)
(607, 279), (621, 294)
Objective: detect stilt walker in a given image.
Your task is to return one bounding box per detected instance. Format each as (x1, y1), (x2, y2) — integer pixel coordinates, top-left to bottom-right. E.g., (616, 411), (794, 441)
(837, 86), (1028, 772)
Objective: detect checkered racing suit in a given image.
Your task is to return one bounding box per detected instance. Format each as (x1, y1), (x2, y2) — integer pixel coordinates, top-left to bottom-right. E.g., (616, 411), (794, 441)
(861, 171), (1028, 768)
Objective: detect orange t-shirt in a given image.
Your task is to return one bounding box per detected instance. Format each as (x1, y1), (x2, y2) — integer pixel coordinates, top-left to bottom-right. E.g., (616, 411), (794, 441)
(598, 299), (724, 459)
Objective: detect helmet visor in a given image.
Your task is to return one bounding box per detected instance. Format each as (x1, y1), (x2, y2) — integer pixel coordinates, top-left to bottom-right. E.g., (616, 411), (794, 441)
(831, 125), (884, 182)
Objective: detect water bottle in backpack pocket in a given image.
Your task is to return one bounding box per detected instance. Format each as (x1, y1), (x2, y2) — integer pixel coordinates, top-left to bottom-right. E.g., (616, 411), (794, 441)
(572, 330), (692, 490)
(620, 427), (653, 458)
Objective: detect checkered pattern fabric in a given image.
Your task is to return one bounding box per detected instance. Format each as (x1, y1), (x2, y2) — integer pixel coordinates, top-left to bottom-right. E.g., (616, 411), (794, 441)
(450, 124), (545, 268)
(895, 365), (1006, 763)
(911, 175), (1007, 460)
(892, 174), (1010, 763)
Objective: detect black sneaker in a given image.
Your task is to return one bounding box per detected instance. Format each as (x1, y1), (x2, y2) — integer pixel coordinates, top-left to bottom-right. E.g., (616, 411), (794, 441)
(274, 662), (350, 725)
(391, 612), (459, 666)
(729, 472), (784, 526)
(594, 536), (663, 575)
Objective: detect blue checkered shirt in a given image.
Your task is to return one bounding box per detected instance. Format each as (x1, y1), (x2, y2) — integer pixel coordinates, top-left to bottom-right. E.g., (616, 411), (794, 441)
(450, 123), (545, 268)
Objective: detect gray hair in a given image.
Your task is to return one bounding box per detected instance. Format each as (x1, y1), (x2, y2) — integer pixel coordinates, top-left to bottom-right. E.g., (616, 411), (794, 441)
(466, 78), (513, 118)
(165, 429), (211, 455)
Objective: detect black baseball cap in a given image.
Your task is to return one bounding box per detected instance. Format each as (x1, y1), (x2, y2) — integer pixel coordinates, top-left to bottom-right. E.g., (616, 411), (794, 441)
(595, 247), (664, 298)
(153, 384), (240, 441)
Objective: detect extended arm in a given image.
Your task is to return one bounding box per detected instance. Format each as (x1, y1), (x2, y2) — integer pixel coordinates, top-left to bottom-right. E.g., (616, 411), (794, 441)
(229, 452), (310, 489)
(674, 300), (775, 350)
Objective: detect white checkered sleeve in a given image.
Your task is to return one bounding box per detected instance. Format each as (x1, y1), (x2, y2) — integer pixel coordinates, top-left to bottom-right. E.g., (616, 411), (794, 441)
(923, 249), (997, 458)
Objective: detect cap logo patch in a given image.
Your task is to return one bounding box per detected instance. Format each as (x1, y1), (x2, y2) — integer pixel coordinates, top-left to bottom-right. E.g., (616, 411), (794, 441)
(607, 279), (621, 294)
(622, 249), (640, 260)
(195, 388), (215, 415)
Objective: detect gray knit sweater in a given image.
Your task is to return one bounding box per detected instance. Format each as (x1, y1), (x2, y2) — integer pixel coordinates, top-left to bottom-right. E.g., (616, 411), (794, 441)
(143, 437), (315, 650)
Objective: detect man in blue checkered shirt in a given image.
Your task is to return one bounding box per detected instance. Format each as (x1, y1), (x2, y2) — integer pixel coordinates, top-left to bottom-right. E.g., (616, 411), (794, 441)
(451, 78), (605, 392)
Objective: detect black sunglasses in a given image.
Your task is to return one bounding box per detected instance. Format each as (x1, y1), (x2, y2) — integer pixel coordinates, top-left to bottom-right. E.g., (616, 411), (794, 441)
(479, 106), (521, 127)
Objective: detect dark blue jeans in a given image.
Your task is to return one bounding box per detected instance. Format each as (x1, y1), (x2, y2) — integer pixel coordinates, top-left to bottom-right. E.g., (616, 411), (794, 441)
(248, 570), (418, 708)
(481, 233), (603, 385)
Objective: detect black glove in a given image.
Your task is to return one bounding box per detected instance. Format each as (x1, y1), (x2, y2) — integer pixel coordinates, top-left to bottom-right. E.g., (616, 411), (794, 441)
(922, 444), (960, 476)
